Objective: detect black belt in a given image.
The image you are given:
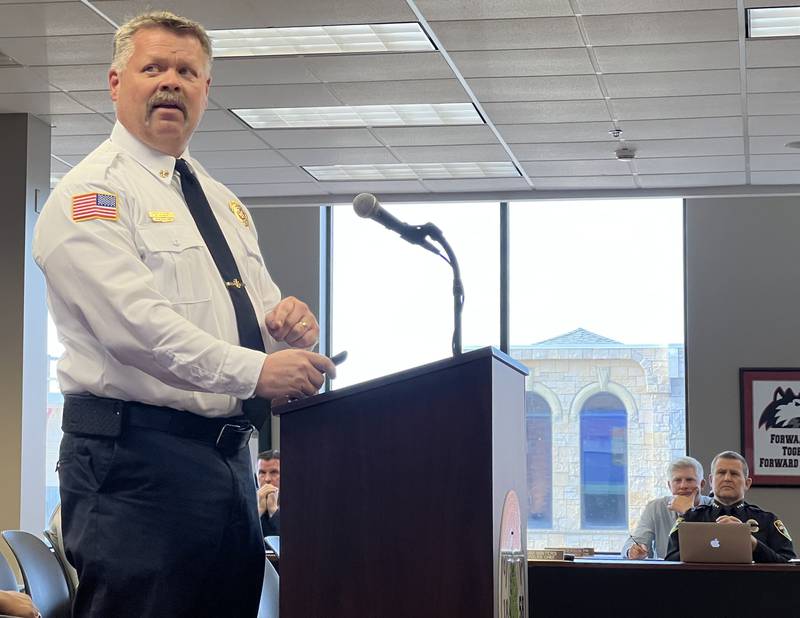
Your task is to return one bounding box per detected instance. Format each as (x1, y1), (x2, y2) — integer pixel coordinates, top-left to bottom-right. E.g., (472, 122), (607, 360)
(62, 394), (254, 455)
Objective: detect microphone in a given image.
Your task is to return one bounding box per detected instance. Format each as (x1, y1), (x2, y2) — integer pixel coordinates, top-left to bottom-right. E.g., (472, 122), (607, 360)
(352, 193), (440, 255)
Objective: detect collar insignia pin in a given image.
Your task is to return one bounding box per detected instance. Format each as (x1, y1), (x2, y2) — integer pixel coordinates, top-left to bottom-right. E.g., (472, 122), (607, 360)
(159, 169), (170, 179)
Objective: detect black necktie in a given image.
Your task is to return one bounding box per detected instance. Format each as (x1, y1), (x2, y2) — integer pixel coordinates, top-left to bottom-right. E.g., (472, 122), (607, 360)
(174, 158), (268, 430)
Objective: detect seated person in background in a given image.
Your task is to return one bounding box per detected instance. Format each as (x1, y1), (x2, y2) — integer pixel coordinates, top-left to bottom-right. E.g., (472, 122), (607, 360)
(665, 450), (796, 563)
(0, 590), (40, 618)
(257, 450), (280, 536)
(46, 504), (79, 590)
(622, 456), (711, 559)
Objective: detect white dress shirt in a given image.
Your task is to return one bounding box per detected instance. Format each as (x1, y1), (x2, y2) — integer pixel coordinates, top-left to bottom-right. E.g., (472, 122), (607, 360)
(33, 122), (283, 417)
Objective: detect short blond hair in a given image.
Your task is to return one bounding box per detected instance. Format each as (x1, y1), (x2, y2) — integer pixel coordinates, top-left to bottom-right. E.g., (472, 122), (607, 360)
(112, 10), (213, 72)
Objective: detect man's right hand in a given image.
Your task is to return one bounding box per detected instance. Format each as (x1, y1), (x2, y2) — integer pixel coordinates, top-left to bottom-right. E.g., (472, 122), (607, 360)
(0, 591), (41, 618)
(627, 543), (648, 560)
(255, 349), (336, 400)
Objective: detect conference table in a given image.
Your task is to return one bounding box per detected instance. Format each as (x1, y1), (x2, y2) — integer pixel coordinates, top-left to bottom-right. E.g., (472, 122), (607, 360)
(528, 556), (800, 616)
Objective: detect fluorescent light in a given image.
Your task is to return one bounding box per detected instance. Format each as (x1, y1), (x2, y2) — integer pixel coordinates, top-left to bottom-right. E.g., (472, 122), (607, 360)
(303, 162), (520, 181)
(748, 7), (800, 38)
(231, 103), (483, 129)
(209, 23), (434, 57)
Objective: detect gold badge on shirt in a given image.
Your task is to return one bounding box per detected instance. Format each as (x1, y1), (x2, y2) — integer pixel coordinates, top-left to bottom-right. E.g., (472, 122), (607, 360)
(746, 518), (759, 533)
(229, 201), (249, 228)
(148, 210), (175, 223)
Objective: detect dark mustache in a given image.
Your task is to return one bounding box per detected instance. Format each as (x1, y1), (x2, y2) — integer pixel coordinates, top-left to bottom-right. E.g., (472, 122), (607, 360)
(147, 91), (187, 116)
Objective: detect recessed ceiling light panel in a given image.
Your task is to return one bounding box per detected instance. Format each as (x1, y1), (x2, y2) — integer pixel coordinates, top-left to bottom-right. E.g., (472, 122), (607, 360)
(231, 103), (483, 129)
(747, 7), (800, 38)
(303, 162), (520, 181)
(209, 23), (434, 57)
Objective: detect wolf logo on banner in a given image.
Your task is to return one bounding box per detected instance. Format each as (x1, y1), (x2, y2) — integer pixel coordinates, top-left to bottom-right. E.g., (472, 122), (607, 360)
(759, 387), (800, 429)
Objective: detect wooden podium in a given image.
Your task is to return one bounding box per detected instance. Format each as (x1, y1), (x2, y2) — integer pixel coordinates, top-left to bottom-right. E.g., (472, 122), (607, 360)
(274, 347), (529, 618)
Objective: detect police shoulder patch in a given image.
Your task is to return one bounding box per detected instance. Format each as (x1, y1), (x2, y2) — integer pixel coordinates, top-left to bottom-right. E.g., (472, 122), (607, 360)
(775, 520), (792, 542)
(670, 517), (684, 536)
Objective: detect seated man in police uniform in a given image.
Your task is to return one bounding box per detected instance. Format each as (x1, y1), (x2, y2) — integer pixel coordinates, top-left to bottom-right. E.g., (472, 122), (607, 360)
(665, 450), (795, 563)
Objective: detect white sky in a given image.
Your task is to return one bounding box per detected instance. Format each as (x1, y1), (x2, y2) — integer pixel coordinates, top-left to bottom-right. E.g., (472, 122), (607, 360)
(331, 198), (683, 387)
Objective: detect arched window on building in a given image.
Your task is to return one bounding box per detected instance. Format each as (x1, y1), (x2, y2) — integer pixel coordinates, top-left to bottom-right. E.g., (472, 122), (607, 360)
(526, 392), (552, 529)
(580, 392), (627, 529)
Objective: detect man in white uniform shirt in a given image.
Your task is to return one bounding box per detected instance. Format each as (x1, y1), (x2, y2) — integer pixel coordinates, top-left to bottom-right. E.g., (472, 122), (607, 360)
(33, 11), (335, 618)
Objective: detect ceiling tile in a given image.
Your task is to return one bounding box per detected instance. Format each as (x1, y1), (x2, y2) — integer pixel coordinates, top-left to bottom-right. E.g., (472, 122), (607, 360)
(0, 2), (114, 37)
(619, 117), (743, 140)
(51, 134), (107, 155)
(233, 183), (325, 198)
(633, 137), (744, 157)
(0, 34), (113, 66)
(748, 93), (800, 115)
(416, 0), (572, 20)
(281, 147), (398, 166)
(746, 39), (800, 69)
(431, 18), (584, 51)
(751, 171), (800, 184)
(212, 167), (314, 184)
(424, 177), (531, 192)
(747, 68), (800, 93)
(40, 113), (113, 135)
(211, 57), (319, 87)
(638, 172), (745, 187)
(513, 141), (617, 161)
(748, 115), (800, 136)
(95, 0), (416, 28)
(392, 144), (509, 163)
(497, 122), (615, 143)
(582, 10), (738, 46)
(467, 75), (603, 102)
(611, 95), (742, 120)
(532, 175), (637, 189)
(0, 66), (56, 93)
(33, 64), (108, 92)
(210, 84), (342, 108)
(189, 131), (266, 151)
(450, 48), (593, 77)
(196, 110), (248, 132)
(576, 0), (735, 14)
(483, 100), (611, 123)
(303, 53), (452, 83)
(316, 180), (427, 194)
(371, 125), (498, 146)
(749, 135), (800, 154)
(194, 149), (288, 169)
(594, 42), (739, 73)
(604, 70), (740, 98)
(521, 159), (630, 176)
(0, 91), (89, 114)
(257, 128), (381, 149)
(750, 154), (800, 171)
(634, 155), (744, 174)
(327, 79), (468, 105)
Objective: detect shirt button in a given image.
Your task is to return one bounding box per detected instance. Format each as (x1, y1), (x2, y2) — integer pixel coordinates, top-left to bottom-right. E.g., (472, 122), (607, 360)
(173, 240), (180, 246)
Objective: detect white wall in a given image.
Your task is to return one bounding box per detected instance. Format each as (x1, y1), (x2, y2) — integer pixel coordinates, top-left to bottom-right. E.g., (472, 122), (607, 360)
(686, 195), (800, 534)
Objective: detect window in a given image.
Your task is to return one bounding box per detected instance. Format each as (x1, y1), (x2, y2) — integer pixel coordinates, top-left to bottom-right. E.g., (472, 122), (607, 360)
(580, 393), (627, 528)
(526, 392), (552, 528)
(330, 201), (500, 388)
(46, 314), (65, 521)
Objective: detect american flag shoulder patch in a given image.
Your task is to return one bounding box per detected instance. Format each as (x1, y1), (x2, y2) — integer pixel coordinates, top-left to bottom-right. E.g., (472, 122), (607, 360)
(71, 192), (118, 222)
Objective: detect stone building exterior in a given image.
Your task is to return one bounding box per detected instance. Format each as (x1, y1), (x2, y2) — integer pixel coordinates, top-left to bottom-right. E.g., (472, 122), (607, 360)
(511, 328), (685, 552)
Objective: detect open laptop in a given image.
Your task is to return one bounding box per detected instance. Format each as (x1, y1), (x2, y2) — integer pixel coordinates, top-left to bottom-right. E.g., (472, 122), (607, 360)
(678, 522), (753, 563)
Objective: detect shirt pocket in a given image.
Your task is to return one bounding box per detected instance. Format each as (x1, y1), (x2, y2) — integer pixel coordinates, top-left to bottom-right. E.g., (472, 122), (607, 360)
(137, 224), (213, 305)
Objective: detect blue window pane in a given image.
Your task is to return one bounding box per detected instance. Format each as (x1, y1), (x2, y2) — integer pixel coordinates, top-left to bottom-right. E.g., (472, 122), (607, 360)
(581, 395), (627, 528)
(526, 393), (552, 529)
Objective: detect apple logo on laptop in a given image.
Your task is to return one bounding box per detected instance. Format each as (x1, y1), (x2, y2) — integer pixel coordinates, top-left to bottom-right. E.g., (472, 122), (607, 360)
(710, 538), (720, 548)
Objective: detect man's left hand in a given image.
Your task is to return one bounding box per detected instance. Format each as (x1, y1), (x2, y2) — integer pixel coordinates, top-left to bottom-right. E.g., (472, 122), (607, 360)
(266, 296), (319, 348)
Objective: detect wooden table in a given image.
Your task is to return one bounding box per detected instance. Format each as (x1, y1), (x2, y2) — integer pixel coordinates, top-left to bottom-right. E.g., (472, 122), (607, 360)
(528, 558), (800, 617)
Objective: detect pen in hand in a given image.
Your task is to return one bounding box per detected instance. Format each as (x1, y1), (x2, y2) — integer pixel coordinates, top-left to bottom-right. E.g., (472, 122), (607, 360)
(627, 535), (649, 559)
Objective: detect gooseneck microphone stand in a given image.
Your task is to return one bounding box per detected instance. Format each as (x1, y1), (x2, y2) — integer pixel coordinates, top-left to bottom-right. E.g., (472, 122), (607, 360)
(405, 222), (464, 357)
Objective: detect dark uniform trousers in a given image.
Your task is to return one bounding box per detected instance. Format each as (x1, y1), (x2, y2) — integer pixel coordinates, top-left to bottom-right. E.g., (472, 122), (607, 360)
(58, 423), (265, 618)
